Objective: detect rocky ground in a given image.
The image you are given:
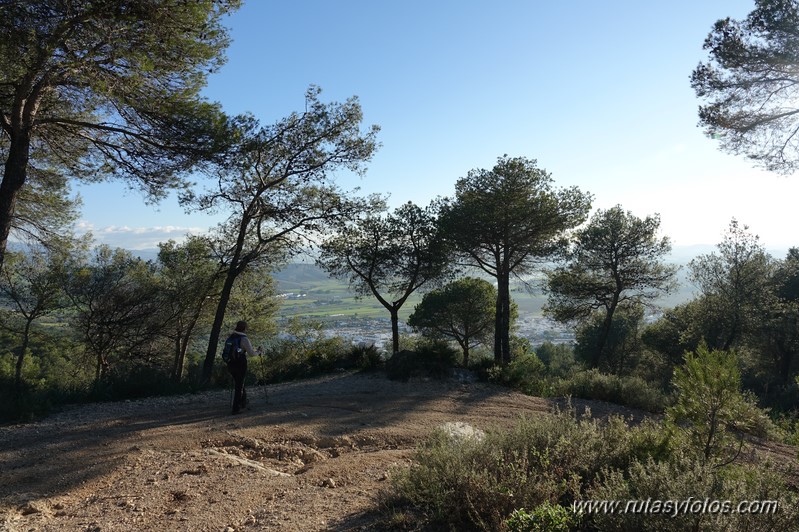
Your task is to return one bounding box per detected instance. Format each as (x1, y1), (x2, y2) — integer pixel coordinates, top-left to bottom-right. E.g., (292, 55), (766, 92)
(1, 371), (796, 531)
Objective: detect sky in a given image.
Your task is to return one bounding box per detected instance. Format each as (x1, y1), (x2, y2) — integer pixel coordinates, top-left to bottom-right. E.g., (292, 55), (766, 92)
(73, 0), (799, 257)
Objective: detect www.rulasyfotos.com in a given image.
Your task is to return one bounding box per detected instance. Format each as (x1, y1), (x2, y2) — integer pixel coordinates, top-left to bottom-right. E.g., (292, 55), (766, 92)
(572, 498), (779, 517)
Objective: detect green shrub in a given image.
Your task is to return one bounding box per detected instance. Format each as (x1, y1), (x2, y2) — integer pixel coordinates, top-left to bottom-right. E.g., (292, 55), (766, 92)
(771, 412), (799, 447)
(261, 335), (352, 383)
(385, 341), (458, 382)
(551, 369), (669, 413)
(667, 343), (773, 465)
(467, 350), (496, 381)
(347, 343), (384, 371)
(487, 352), (546, 394)
(385, 411), (668, 531)
(505, 503), (578, 532)
(384, 333), (426, 354)
(0, 335), (95, 422)
(535, 342), (578, 378)
(385, 407), (797, 531)
(629, 347), (676, 389)
(90, 364), (193, 401)
(757, 381), (799, 414)
(586, 453), (799, 531)
(586, 452), (711, 531)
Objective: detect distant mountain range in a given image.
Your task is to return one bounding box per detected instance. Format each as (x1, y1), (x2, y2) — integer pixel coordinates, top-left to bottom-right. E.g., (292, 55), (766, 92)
(10, 243), (784, 312)
(126, 245), (726, 266)
(9, 241), (790, 273)
(128, 244), (794, 268)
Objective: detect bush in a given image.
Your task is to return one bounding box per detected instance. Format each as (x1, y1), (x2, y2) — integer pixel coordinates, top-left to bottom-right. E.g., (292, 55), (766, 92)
(89, 364), (193, 402)
(383, 333), (426, 354)
(580, 345), (796, 531)
(475, 345), (668, 414)
(487, 352), (546, 394)
(261, 334), (352, 383)
(550, 369), (669, 413)
(573, 304), (645, 374)
(751, 380), (799, 413)
(586, 452), (712, 531)
(385, 410), (669, 531)
(506, 503), (578, 532)
(0, 334), (94, 422)
(535, 342), (578, 378)
(345, 343), (384, 371)
(469, 351), (497, 381)
(771, 411), (799, 446)
(586, 452), (799, 531)
(385, 342), (459, 382)
(384, 407), (798, 531)
(667, 343), (774, 465)
(0, 376), (90, 423)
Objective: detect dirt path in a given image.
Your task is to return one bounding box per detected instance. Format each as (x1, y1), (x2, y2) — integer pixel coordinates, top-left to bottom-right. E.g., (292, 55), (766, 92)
(1, 372), (565, 531)
(5, 371), (795, 531)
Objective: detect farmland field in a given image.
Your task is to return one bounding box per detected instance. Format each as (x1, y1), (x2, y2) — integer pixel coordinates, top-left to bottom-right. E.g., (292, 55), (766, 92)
(271, 264), (550, 321)
(269, 263), (695, 327)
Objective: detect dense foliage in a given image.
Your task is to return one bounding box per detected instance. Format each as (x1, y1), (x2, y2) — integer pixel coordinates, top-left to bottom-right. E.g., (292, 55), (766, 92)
(318, 201), (448, 354)
(439, 156), (592, 364)
(383, 348), (798, 531)
(546, 206), (676, 368)
(0, 0), (241, 267)
(0, 239), (280, 422)
(692, 0), (799, 173)
(407, 277), (499, 366)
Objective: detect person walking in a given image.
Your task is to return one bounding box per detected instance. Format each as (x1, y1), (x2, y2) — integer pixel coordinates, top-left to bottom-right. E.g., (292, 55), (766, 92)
(224, 320), (258, 415)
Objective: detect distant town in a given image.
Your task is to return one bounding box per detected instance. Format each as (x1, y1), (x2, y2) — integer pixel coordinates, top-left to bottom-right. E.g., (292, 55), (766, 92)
(269, 261), (701, 352)
(276, 314), (575, 351)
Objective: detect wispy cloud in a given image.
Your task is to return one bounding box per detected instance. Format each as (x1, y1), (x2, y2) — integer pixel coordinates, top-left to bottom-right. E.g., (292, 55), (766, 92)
(77, 222), (209, 250)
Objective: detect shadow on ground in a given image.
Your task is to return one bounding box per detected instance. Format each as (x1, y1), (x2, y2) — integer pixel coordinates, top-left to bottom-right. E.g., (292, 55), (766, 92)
(0, 371), (529, 507)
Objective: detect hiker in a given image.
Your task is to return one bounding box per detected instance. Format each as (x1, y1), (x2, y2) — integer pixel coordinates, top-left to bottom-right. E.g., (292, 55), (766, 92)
(224, 320), (258, 414)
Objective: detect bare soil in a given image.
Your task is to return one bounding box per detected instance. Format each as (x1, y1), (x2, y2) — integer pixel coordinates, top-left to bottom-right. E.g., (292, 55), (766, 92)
(1, 371), (796, 531)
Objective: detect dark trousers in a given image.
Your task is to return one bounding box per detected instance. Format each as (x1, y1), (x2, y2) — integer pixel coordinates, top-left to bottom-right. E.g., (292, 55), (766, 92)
(227, 357), (248, 413)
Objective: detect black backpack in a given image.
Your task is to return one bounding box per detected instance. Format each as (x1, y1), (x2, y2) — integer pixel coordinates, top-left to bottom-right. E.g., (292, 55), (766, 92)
(221, 334), (242, 363)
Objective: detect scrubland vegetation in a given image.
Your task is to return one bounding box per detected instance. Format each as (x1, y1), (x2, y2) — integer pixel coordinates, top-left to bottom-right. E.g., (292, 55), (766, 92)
(4, 0), (799, 529)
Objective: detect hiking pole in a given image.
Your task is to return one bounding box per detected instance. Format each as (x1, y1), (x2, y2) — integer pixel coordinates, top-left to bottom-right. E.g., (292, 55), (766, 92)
(230, 382), (234, 411)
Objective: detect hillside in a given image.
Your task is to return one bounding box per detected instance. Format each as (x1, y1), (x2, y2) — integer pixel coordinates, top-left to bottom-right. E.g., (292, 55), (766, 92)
(1, 372), (655, 532)
(3, 372), (797, 531)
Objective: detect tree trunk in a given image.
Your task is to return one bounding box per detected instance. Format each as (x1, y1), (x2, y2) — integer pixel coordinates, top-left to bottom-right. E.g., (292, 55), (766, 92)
(173, 303), (205, 382)
(704, 408), (719, 464)
(14, 318), (32, 391)
(0, 135), (32, 270)
(779, 345), (795, 384)
(722, 323), (738, 352)
(460, 326), (470, 367)
(592, 294), (620, 368)
(201, 266), (237, 385)
(493, 289), (502, 363)
(593, 311), (613, 368)
(390, 308), (400, 354)
(496, 271), (511, 365)
(501, 277), (511, 365)
(172, 329), (184, 383)
(94, 353), (103, 383)
(201, 214), (250, 385)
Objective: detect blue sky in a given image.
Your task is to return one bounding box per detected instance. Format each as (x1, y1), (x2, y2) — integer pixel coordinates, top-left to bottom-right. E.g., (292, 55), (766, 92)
(74, 1), (799, 256)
